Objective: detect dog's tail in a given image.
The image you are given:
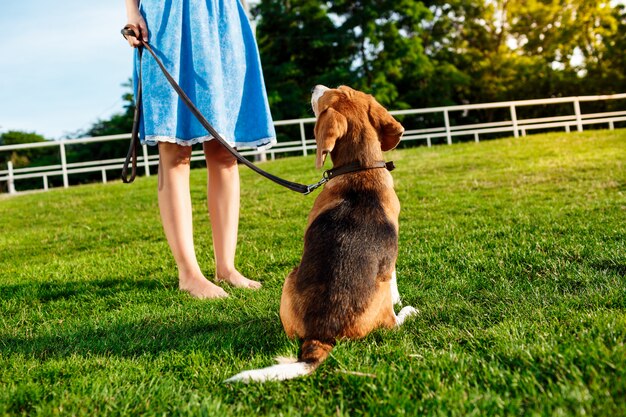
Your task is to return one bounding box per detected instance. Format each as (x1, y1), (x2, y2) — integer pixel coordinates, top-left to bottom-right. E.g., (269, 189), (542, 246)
(224, 339), (334, 383)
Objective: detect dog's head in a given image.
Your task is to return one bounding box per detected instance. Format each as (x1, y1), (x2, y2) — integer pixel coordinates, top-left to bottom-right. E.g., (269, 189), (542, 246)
(311, 85), (404, 169)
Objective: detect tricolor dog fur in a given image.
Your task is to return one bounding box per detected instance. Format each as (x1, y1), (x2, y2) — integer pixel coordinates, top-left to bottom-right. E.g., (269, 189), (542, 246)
(225, 85), (417, 383)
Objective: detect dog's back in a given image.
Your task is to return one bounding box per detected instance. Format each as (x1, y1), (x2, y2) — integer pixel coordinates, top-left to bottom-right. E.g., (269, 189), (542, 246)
(295, 174), (398, 341)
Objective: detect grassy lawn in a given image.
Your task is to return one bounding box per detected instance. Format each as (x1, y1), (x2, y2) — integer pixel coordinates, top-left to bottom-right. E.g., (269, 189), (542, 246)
(1, 130), (625, 416)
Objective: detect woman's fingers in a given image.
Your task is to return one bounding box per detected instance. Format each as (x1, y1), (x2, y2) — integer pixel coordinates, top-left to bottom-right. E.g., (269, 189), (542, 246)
(132, 25), (143, 47)
(124, 16), (149, 48)
(138, 20), (149, 43)
(123, 24), (140, 47)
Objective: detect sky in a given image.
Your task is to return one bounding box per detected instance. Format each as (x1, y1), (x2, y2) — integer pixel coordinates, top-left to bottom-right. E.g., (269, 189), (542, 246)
(0, 1), (132, 139)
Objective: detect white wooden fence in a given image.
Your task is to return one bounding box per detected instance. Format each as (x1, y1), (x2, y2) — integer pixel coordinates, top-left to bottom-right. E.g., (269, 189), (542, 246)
(1, 93), (625, 194)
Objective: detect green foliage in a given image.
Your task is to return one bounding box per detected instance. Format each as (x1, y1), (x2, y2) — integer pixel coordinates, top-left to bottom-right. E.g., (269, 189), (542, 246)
(0, 131), (58, 192)
(330, 0), (433, 107)
(0, 130), (50, 169)
(253, 0), (357, 120)
(253, 0), (626, 117)
(1, 130), (625, 415)
(583, 4), (626, 96)
(0, 130), (47, 147)
(64, 79), (140, 186)
(81, 79), (136, 138)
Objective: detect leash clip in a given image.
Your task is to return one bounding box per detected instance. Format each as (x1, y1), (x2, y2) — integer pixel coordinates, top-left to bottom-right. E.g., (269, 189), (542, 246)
(304, 176), (328, 195)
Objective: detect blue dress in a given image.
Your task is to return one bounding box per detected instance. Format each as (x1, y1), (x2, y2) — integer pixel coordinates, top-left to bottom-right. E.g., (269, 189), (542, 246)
(135, 0), (276, 148)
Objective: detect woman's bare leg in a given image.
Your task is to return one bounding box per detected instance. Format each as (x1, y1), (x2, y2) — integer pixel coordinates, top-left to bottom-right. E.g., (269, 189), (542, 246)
(158, 142), (228, 299)
(203, 140), (261, 289)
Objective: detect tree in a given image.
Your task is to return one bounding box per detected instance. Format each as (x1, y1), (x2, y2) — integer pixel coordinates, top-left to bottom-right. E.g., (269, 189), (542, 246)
(0, 131), (59, 192)
(67, 79), (137, 167)
(81, 79), (136, 138)
(580, 4), (626, 97)
(253, 0), (357, 121)
(330, 0), (434, 108)
(0, 131), (52, 169)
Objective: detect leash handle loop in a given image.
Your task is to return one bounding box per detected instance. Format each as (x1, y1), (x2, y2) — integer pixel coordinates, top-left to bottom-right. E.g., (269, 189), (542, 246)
(121, 38), (142, 183)
(121, 25), (142, 42)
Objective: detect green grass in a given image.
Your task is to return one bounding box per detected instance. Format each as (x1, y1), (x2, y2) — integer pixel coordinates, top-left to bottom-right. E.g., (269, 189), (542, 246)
(1, 130), (625, 416)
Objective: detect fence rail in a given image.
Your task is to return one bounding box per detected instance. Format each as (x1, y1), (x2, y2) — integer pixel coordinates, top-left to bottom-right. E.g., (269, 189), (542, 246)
(1, 93), (625, 194)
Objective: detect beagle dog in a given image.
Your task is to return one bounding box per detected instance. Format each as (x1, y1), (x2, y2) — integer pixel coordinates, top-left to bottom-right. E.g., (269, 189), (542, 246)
(226, 85), (417, 383)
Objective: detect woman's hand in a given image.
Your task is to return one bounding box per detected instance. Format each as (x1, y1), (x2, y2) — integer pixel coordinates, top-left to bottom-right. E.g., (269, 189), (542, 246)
(124, 3), (148, 47)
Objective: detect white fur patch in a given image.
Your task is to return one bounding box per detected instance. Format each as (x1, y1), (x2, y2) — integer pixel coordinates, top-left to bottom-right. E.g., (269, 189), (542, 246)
(224, 362), (312, 383)
(390, 270), (401, 306)
(311, 85), (330, 116)
(275, 356), (298, 364)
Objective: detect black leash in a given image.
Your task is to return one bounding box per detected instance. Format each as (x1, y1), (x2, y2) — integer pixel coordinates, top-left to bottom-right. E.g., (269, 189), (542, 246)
(121, 45), (143, 184)
(120, 26), (393, 194)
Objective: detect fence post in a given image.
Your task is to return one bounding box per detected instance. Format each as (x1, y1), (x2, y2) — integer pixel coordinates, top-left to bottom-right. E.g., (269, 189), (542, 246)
(299, 121), (307, 156)
(256, 149), (267, 162)
(573, 98), (583, 132)
(142, 144), (151, 177)
(510, 105), (519, 138)
(7, 161), (16, 194)
(60, 140), (69, 188)
(443, 109), (452, 145)
(101, 169), (107, 183)
(253, 142), (267, 162)
(43, 175), (49, 191)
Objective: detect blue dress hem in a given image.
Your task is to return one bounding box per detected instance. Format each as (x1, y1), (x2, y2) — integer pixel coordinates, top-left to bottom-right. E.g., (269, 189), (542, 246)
(141, 135), (277, 149)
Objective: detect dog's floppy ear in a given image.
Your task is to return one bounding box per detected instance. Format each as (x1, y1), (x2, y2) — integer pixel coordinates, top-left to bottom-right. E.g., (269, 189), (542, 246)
(314, 107), (347, 169)
(368, 100), (404, 151)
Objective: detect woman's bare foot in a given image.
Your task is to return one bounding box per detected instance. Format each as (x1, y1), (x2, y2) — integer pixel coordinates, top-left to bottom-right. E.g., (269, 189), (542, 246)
(216, 269), (262, 289)
(179, 274), (229, 299)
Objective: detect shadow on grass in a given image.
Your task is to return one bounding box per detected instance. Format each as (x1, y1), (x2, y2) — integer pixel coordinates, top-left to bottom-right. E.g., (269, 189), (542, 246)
(0, 278), (167, 303)
(2, 319), (285, 359)
(0, 278), (288, 361)
(2, 314), (286, 361)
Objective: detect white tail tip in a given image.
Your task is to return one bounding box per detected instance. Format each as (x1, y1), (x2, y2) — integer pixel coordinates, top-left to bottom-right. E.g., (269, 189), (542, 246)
(224, 361), (312, 383)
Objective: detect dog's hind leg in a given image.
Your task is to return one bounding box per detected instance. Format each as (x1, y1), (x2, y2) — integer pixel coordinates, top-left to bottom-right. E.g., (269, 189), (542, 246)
(389, 269), (418, 327)
(390, 270), (401, 306)
(389, 270), (418, 326)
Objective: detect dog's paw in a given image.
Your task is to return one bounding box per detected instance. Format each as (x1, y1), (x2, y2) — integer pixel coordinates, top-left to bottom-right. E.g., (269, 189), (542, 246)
(395, 306), (418, 327)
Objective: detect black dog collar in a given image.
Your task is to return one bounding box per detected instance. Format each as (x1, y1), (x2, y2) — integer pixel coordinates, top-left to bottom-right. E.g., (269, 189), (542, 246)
(324, 161), (395, 180)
